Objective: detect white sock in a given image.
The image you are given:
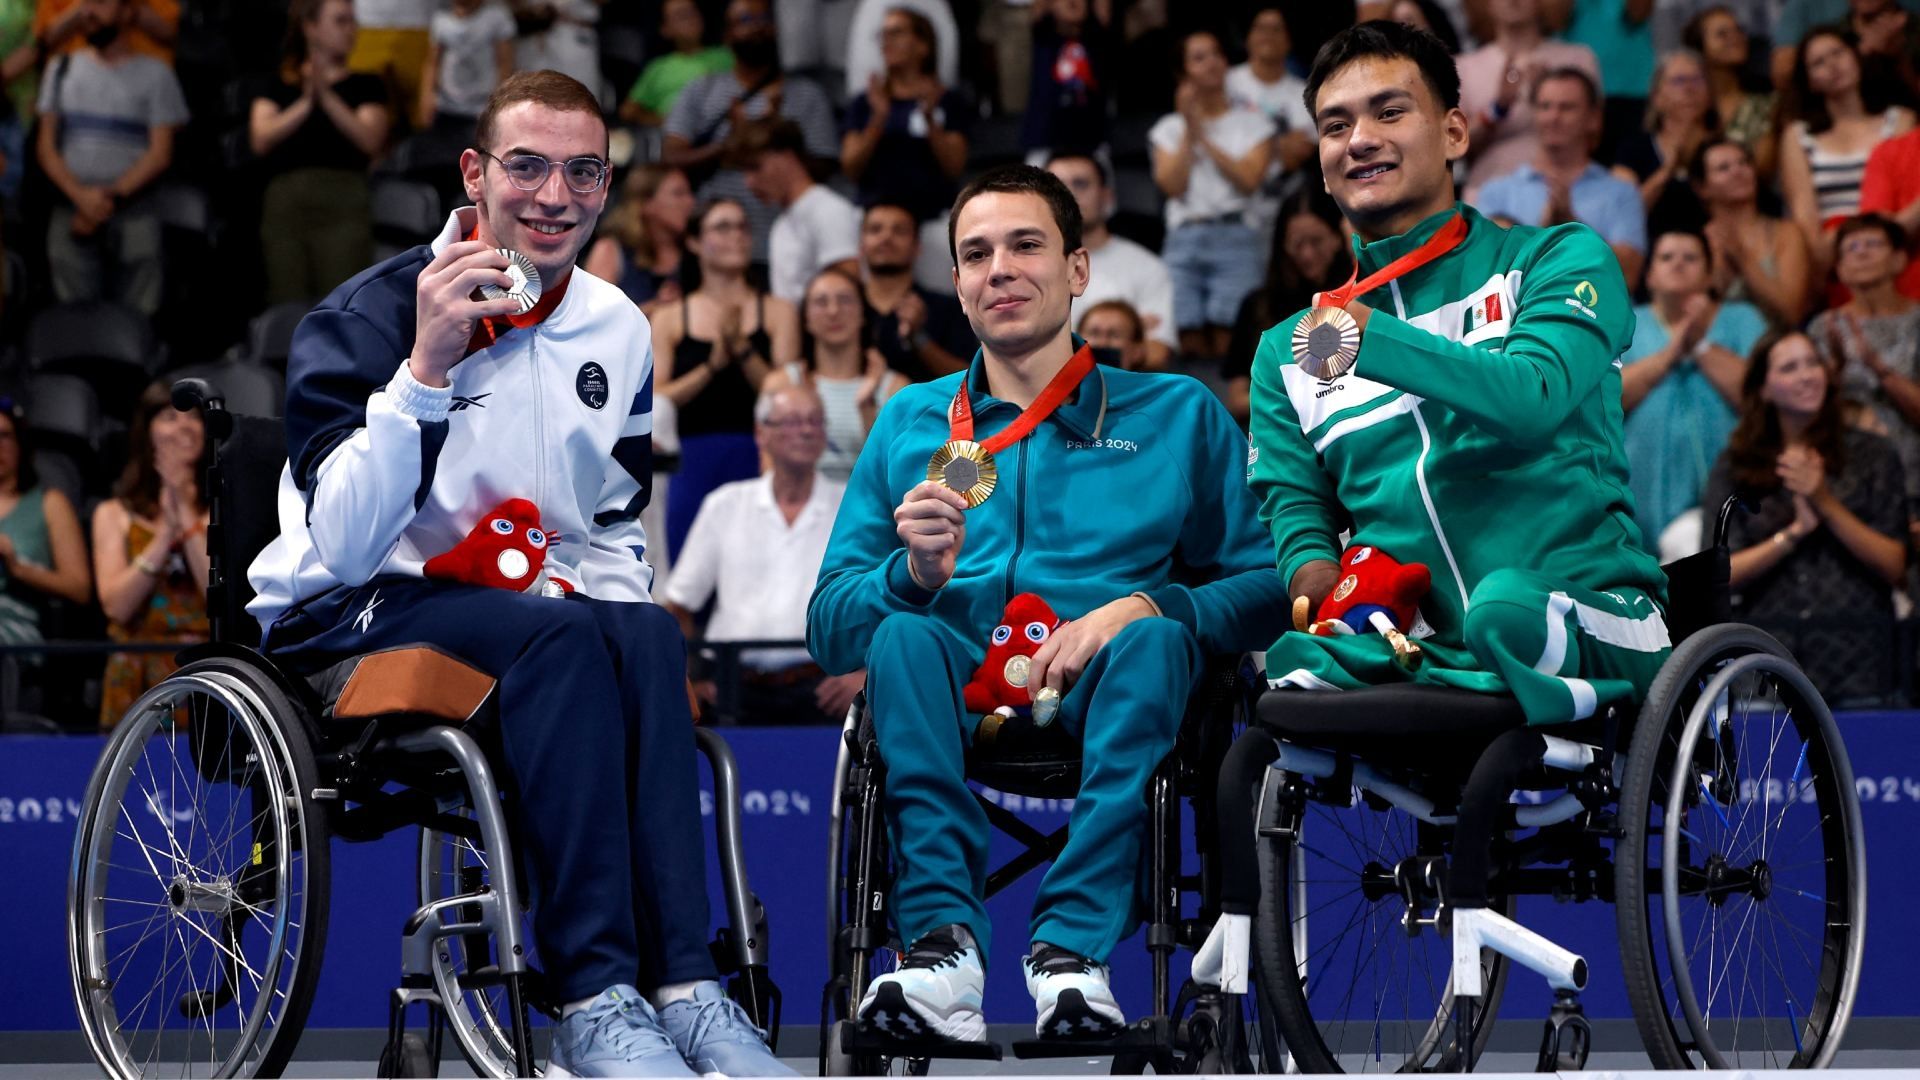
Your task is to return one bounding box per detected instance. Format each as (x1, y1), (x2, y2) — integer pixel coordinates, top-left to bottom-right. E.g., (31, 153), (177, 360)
(562, 995), (597, 1018)
(651, 980), (705, 1009)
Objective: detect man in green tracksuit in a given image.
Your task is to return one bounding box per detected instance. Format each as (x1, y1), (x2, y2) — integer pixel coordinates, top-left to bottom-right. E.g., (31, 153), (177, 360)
(1249, 21), (1671, 725)
(809, 166), (1289, 1042)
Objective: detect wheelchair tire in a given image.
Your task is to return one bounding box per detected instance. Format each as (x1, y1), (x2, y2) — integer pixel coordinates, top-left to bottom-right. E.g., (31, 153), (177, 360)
(1616, 626), (1866, 1069)
(418, 811), (545, 1079)
(1251, 773), (1510, 1073)
(69, 657), (331, 1079)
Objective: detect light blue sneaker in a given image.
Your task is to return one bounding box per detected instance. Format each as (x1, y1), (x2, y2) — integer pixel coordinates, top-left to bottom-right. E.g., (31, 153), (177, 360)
(656, 981), (798, 1077)
(547, 985), (699, 1078)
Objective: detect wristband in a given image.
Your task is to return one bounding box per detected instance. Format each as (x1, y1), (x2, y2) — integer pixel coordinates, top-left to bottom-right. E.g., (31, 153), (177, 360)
(135, 553), (163, 575)
(1129, 591), (1164, 617)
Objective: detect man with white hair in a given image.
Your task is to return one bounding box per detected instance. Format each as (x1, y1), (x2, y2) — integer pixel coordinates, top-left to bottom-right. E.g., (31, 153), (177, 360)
(665, 383), (863, 723)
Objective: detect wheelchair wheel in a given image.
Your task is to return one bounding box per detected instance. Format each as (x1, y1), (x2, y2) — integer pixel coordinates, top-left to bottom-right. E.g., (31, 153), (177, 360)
(418, 810), (544, 1078)
(69, 658), (330, 1079)
(1251, 772), (1510, 1073)
(1617, 627), (1865, 1069)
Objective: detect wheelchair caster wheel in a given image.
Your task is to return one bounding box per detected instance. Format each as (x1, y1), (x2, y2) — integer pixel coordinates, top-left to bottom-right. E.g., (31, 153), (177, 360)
(1536, 995), (1591, 1072)
(378, 1032), (435, 1078)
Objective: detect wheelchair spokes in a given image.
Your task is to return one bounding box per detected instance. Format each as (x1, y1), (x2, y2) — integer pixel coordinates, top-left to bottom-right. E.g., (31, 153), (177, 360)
(419, 809), (547, 1078)
(70, 667), (327, 1079)
(1657, 653), (1863, 1069)
(1255, 779), (1508, 1074)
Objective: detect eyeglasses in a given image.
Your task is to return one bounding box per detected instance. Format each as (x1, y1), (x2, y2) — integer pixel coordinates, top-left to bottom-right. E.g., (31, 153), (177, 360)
(763, 416), (826, 430)
(481, 150), (610, 194)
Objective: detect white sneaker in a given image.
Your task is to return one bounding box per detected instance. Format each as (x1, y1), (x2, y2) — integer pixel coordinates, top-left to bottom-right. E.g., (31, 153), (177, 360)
(856, 924), (987, 1042)
(1024, 943), (1125, 1039)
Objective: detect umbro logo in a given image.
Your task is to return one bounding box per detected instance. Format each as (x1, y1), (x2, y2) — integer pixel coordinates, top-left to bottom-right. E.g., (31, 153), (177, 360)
(450, 393), (492, 412)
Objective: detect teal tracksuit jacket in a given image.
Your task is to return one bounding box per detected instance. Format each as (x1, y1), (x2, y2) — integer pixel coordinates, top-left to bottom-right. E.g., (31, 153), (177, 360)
(808, 349), (1289, 961)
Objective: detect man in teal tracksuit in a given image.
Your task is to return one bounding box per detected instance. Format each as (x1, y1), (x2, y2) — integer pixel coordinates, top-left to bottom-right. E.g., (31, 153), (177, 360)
(1247, 21), (1672, 726)
(809, 165), (1289, 1042)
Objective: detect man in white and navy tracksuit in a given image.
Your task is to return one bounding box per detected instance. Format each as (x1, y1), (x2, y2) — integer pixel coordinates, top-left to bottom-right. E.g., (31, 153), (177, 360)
(245, 72), (792, 1079)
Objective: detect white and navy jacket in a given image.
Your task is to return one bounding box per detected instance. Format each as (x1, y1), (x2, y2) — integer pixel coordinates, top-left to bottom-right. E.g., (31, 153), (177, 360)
(247, 208), (657, 633)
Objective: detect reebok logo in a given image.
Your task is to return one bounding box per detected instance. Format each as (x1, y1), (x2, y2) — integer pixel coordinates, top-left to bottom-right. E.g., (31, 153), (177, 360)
(449, 393), (491, 412)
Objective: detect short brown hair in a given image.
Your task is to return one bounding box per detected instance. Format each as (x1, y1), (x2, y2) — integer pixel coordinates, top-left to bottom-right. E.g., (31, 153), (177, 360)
(473, 70), (607, 156)
(1079, 300), (1144, 342)
(948, 164), (1082, 262)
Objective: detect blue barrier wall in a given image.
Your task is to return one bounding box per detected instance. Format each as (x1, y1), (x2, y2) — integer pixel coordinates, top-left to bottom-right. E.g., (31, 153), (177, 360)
(6, 714), (1916, 1031)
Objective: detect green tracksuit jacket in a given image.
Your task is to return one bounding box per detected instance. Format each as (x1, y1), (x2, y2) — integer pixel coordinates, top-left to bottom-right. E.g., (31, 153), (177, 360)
(1249, 203), (1671, 723)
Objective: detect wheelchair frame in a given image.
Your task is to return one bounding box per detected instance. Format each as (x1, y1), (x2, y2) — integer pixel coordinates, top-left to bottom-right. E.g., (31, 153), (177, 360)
(66, 380), (780, 1080)
(820, 655), (1271, 1075)
(1220, 496), (1869, 1074)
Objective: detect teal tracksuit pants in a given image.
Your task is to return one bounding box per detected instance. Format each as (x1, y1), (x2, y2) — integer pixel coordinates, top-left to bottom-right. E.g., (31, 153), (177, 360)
(866, 610), (1205, 965)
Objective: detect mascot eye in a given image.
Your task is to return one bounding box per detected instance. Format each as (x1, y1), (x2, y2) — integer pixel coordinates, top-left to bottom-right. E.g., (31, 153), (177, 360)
(1025, 622), (1050, 643)
(490, 519), (514, 535)
(991, 625), (1012, 646)
(525, 527), (547, 548)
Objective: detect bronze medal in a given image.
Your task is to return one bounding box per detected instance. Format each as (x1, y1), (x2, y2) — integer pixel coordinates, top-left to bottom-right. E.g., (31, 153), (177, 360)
(927, 439), (998, 508)
(1291, 305), (1361, 381)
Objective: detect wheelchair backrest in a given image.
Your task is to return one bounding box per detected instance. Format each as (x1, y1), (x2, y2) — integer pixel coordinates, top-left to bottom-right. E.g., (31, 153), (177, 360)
(208, 414), (287, 644)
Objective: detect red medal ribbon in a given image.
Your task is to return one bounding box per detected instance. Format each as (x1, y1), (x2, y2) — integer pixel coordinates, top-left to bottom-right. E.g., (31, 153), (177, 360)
(1314, 211), (1469, 309)
(948, 343), (1097, 453)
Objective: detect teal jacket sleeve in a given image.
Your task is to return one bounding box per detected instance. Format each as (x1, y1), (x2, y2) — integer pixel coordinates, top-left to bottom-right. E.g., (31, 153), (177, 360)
(1355, 224), (1635, 451)
(1247, 323), (1345, 591)
(807, 395), (939, 675)
(1146, 381), (1294, 653)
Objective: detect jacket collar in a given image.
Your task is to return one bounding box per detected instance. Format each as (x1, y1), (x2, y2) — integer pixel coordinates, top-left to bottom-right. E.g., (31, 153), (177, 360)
(1350, 201), (1482, 278)
(960, 335), (1107, 442)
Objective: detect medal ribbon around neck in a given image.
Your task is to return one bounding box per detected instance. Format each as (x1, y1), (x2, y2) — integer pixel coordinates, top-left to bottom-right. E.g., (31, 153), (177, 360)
(927, 343), (1098, 508)
(1293, 211), (1469, 380)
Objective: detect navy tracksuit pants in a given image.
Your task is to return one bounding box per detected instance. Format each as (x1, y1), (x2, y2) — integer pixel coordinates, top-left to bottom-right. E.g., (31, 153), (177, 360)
(262, 576), (717, 1002)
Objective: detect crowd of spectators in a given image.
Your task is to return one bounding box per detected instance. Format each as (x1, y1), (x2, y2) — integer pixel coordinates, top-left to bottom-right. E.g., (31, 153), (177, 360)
(0, 0), (1918, 729)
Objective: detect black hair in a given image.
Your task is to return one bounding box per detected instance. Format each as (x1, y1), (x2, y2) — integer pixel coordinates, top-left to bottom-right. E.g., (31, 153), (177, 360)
(1304, 19), (1460, 120)
(947, 164), (1084, 262)
(1689, 134), (1754, 186)
(1650, 227), (1714, 266)
(1790, 25), (1893, 135)
(1043, 150), (1112, 188)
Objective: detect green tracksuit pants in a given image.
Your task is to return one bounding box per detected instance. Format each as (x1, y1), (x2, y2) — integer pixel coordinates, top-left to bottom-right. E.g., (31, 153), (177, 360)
(1267, 569), (1672, 724)
(865, 611), (1204, 964)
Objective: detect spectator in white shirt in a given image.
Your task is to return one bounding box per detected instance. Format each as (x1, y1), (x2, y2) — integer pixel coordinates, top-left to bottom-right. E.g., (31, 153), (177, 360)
(740, 117), (863, 303)
(1224, 6), (1317, 239)
(1045, 153), (1176, 369)
(662, 383), (864, 725)
(1150, 29), (1275, 361)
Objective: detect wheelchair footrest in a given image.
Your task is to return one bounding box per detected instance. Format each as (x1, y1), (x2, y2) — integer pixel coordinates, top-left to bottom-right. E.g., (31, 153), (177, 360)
(1011, 1017), (1170, 1060)
(843, 1025), (1004, 1061)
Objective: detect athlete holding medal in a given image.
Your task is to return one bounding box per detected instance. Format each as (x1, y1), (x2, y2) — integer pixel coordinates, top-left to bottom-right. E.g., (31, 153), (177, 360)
(1248, 21), (1672, 723)
(809, 166), (1288, 1043)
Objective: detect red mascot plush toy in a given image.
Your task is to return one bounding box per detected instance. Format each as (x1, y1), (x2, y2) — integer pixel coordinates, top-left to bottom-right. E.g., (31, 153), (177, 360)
(1293, 544), (1431, 668)
(964, 593), (1065, 735)
(423, 498), (568, 594)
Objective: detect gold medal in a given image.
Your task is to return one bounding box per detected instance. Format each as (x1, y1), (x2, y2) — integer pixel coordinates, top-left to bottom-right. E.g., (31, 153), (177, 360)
(927, 439), (998, 507)
(1291, 305), (1361, 381)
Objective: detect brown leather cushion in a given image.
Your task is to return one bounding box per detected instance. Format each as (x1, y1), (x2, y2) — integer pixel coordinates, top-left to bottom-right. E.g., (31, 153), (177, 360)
(314, 645), (497, 725)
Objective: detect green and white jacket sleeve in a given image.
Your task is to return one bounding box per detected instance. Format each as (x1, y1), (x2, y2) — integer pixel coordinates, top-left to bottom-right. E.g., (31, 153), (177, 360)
(1356, 225), (1634, 450)
(1247, 325), (1345, 592)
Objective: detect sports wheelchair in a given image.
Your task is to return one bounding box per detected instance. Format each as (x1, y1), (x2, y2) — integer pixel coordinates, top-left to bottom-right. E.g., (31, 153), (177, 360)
(66, 380), (780, 1079)
(1215, 497), (1868, 1072)
(820, 653), (1277, 1075)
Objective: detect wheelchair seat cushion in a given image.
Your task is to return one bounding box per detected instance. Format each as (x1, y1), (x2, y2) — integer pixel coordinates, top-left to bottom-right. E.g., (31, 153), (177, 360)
(1257, 683), (1528, 762)
(309, 644), (498, 726)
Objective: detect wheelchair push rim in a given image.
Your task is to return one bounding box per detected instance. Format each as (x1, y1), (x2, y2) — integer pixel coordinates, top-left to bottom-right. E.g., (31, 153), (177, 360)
(69, 667), (325, 1079)
(1253, 772), (1510, 1074)
(418, 811), (545, 1078)
(1658, 651), (1865, 1069)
